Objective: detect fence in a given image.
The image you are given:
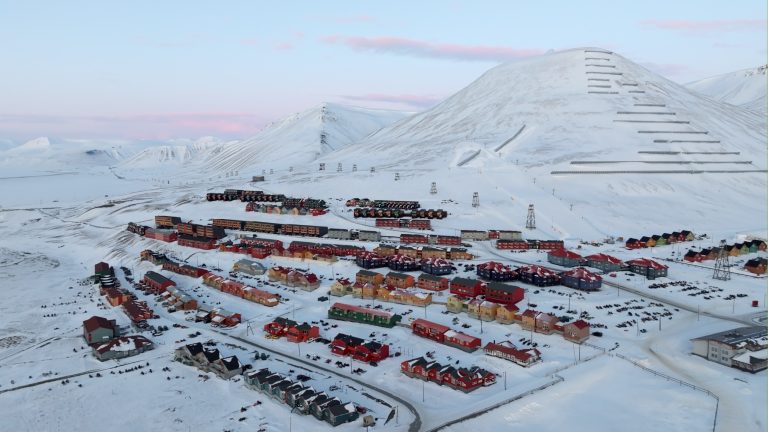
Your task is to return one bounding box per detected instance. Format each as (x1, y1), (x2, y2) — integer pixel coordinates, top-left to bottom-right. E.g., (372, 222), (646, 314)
(612, 353), (719, 432)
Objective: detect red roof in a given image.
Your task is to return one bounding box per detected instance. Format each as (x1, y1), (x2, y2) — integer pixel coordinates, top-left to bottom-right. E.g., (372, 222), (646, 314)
(484, 342), (540, 362)
(83, 316), (115, 333)
(478, 261), (514, 272)
(561, 267), (602, 282)
(93, 335), (152, 354)
(569, 319), (590, 329)
(411, 318), (450, 333)
(585, 253), (624, 265)
(548, 249), (582, 259)
(517, 265), (558, 277)
(627, 258), (668, 270)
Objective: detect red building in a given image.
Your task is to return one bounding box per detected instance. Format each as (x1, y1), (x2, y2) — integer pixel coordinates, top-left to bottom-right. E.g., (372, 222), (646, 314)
(330, 333), (364, 356)
(375, 219), (400, 228)
(436, 235), (461, 246)
(122, 299), (153, 323)
(484, 282), (525, 305)
(407, 219), (431, 230)
(352, 341), (389, 363)
(178, 234), (217, 250)
(537, 240), (565, 250)
(443, 330), (482, 352)
(144, 228), (178, 242)
(450, 277), (486, 298)
(411, 319), (450, 343)
(417, 274), (450, 291)
(496, 240), (529, 250)
(94, 262), (110, 276)
(263, 317), (319, 343)
(401, 234), (429, 244)
(162, 261), (209, 278)
(400, 357), (495, 393)
(142, 271), (175, 292)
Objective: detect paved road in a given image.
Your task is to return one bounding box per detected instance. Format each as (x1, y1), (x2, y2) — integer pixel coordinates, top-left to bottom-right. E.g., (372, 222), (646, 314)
(477, 242), (759, 326)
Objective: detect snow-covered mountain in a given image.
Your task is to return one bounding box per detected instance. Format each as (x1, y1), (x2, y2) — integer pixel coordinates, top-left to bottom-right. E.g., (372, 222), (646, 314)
(0, 137), (158, 173)
(329, 48), (765, 172)
(299, 48), (766, 233)
(687, 65), (767, 113)
(118, 137), (230, 168)
(203, 103), (410, 173)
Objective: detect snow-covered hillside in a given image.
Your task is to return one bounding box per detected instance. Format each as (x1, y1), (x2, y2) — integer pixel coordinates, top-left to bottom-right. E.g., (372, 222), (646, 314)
(203, 103), (409, 173)
(0, 137), (155, 174)
(118, 137), (230, 168)
(296, 48), (766, 233)
(687, 65), (767, 113)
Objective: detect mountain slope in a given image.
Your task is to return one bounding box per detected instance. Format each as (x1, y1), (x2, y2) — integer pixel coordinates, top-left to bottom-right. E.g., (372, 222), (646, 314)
(204, 103), (409, 173)
(687, 65), (767, 113)
(303, 48), (765, 233)
(118, 137), (229, 168)
(329, 48), (765, 172)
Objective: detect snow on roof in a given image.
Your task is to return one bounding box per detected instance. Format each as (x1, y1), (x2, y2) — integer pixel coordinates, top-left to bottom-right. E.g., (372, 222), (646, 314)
(561, 267), (602, 282)
(568, 319), (590, 329)
(83, 316), (115, 333)
(94, 336), (152, 354)
(548, 249), (582, 259)
(585, 253), (624, 265)
(331, 302), (393, 319)
(732, 349), (768, 364)
(627, 258), (668, 270)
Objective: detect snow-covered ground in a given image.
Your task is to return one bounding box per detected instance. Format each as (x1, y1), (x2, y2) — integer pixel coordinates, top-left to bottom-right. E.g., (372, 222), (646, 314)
(0, 47), (765, 432)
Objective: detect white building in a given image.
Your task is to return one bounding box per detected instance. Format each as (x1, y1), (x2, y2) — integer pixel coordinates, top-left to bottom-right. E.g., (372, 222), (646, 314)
(691, 326), (768, 372)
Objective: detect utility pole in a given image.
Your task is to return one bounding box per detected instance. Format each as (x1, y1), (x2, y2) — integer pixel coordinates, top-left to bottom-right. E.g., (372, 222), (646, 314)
(526, 204), (536, 230)
(430, 182), (437, 195)
(472, 192), (480, 208)
(713, 239), (731, 281)
(394, 172), (400, 181)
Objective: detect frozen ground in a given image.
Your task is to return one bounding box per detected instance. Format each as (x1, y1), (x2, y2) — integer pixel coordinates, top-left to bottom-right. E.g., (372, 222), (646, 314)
(0, 48), (765, 432)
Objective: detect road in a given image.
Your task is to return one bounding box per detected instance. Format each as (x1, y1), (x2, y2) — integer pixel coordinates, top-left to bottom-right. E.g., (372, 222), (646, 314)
(128, 279), (423, 432)
(476, 242), (759, 326)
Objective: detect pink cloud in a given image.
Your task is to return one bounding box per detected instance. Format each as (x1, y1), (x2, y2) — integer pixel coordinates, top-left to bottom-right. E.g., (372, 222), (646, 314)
(341, 93), (443, 109)
(321, 35), (544, 62)
(641, 19), (767, 33)
(240, 38), (259, 46)
(275, 42), (294, 50)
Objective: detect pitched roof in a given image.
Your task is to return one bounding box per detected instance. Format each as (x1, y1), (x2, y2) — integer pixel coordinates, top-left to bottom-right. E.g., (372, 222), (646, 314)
(94, 336), (152, 354)
(548, 249), (582, 259)
(585, 253), (624, 265)
(568, 319), (590, 329)
(627, 258), (668, 270)
(561, 267), (602, 282)
(83, 316), (116, 333)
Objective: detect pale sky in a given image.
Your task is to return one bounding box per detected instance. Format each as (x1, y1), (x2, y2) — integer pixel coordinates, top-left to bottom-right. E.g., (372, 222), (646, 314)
(0, 0), (765, 141)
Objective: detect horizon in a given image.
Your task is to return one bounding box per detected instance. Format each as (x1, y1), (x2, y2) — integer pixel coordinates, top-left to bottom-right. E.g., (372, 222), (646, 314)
(0, 0), (765, 142)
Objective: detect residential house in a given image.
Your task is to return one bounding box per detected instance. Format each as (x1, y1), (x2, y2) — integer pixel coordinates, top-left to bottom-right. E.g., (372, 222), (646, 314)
(483, 342), (541, 367)
(563, 319), (591, 343)
(83, 316), (118, 344)
(627, 258), (668, 280)
(417, 273), (450, 291)
(560, 267), (602, 291)
(547, 249), (583, 267)
(92, 336), (153, 361)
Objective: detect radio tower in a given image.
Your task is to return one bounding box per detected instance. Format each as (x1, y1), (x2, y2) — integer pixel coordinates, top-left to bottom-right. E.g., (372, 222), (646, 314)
(337, 163), (342, 172)
(713, 239), (731, 281)
(472, 192), (479, 208)
(430, 182), (437, 195)
(526, 204), (536, 230)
